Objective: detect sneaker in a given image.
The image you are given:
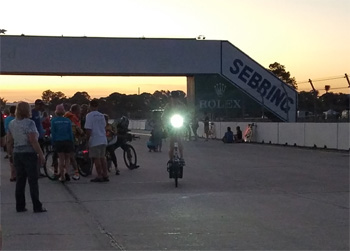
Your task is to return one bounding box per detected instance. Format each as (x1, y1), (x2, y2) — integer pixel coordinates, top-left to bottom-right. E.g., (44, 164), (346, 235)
(65, 173), (71, 181)
(59, 177), (65, 183)
(115, 170), (120, 175)
(103, 177), (110, 182)
(72, 173), (80, 180)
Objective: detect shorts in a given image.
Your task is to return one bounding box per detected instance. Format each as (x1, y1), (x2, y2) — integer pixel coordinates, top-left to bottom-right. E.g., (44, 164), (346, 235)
(89, 144), (106, 158)
(55, 140), (74, 153)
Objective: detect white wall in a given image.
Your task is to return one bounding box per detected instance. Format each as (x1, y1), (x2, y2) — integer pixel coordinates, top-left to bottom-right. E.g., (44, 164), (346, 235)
(130, 120), (349, 151)
(338, 123), (350, 150)
(304, 123), (338, 148)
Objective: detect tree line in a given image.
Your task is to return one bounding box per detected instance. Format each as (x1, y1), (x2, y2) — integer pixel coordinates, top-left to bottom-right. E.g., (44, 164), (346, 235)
(1, 89), (348, 121)
(2, 87), (347, 120)
(1, 62), (348, 120)
(41, 89), (187, 119)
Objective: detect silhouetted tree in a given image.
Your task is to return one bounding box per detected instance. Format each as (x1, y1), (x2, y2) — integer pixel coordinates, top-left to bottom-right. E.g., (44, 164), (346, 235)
(325, 85), (330, 93)
(152, 90), (170, 109)
(41, 90), (66, 112)
(0, 97), (7, 107)
(298, 91), (317, 111)
(269, 62), (297, 90)
(319, 92), (349, 112)
(42, 90), (66, 104)
(68, 91), (91, 105)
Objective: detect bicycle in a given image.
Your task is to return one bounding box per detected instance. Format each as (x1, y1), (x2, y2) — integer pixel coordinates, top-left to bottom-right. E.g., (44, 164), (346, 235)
(106, 132), (138, 171)
(43, 143), (92, 180)
(166, 114), (185, 188)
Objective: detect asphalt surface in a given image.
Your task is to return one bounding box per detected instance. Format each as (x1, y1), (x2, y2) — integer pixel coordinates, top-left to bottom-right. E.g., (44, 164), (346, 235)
(1, 132), (349, 250)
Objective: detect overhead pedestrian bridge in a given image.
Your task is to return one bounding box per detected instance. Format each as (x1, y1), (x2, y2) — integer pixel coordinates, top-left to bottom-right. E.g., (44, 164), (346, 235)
(0, 35), (297, 121)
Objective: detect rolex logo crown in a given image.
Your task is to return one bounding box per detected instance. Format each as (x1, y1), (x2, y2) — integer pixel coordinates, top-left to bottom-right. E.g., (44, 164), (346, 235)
(214, 82), (226, 97)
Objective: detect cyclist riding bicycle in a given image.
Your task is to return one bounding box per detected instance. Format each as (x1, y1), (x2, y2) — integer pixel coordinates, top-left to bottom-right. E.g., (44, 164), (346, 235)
(108, 115), (139, 170)
(162, 90), (187, 165)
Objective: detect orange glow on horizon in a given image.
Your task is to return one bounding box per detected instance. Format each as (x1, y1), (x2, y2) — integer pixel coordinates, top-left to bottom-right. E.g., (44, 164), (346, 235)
(0, 75), (187, 102)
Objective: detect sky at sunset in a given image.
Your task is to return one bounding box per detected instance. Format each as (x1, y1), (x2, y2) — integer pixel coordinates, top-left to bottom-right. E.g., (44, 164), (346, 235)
(0, 0), (349, 102)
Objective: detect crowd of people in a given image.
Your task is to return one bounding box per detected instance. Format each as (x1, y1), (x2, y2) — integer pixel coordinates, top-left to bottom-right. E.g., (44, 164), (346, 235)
(2, 98), (140, 213)
(0, 91), (245, 214)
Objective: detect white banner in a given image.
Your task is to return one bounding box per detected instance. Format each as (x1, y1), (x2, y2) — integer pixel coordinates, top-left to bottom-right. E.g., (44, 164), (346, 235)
(221, 42), (297, 122)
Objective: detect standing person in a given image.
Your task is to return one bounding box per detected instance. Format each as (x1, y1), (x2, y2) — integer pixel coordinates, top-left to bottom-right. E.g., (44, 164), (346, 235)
(0, 111), (5, 148)
(184, 113), (192, 141)
(31, 99), (46, 176)
(51, 104), (74, 182)
(5, 106), (17, 181)
(105, 114), (120, 175)
(80, 104), (89, 133)
(2, 108), (10, 157)
(41, 111), (51, 138)
(64, 104), (84, 180)
(31, 99), (46, 148)
(191, 112), (199, 141)
(85, 99), (109, 182)
(204, 112), (210, 141)
(149, 111), (163, 152)
(6, 101), (47, 213)
(4, 106), (16, 134)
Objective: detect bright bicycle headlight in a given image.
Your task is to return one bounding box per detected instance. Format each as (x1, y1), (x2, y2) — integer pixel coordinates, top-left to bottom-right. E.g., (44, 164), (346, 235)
(170, 114), (184, 128)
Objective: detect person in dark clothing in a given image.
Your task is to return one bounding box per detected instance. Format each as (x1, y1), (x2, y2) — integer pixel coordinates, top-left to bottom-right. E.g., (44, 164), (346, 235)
(7, 102), (47, 213)
(222, 127), (234, 143)
(31, 99), (45, 148)
(234, 126), (243, 143)
(204, 112), (210, 141)
(0, 111), (5, 147)
(191, 112), (199, 141)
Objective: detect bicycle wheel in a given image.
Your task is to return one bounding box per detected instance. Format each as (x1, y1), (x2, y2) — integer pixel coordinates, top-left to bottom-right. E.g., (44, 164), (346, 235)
(77, 158), (93, 177)
(123, 144), (137, 169)
(44, 151), (58, 180)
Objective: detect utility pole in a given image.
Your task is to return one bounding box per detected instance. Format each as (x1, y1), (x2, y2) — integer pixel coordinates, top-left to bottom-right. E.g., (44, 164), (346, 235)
(308, 79), (316, 93)
(345, 73), (350, 88)
(309, 79), (317, 121)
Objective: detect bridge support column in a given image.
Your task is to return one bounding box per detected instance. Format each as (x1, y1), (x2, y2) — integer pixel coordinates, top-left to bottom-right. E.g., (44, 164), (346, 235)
(187, 76), (195, 108)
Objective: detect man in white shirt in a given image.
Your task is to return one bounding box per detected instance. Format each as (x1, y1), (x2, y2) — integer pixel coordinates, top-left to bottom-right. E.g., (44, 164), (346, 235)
(85, 99), (109, 182)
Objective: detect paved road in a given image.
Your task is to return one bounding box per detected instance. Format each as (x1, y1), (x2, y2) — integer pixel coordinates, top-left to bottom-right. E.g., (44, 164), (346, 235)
(1, 133), (349, 250)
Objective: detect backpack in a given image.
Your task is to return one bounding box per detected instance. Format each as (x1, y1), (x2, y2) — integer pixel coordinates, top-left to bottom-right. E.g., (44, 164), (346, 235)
(115, 116), (129, 134)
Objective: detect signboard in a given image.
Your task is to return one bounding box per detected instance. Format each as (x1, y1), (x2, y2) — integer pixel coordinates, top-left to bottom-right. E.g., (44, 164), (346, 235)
(221, 42), (297, 122)
(195, 75), (262, 119)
